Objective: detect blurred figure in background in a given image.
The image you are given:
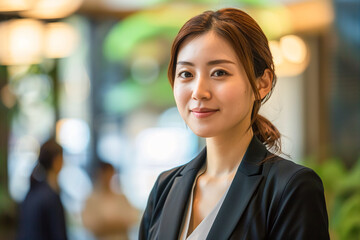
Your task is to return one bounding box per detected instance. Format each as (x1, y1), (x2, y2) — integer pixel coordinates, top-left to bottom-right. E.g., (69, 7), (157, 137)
(82, 162), (139, 240)
(17, 139), (67, 240)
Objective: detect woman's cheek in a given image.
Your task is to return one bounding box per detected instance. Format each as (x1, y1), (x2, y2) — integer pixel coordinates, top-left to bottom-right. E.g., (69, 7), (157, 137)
(173, 84), (185, 109)
(173, 83), (187, 101)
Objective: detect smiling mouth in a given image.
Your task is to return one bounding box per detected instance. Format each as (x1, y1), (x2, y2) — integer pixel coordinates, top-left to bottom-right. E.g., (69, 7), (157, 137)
(190, 108), (219, 118)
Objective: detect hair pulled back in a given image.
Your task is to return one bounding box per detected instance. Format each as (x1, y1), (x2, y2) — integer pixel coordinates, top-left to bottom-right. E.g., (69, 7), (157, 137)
(168, 8), (281, 154)
(30, 139), (63, 188)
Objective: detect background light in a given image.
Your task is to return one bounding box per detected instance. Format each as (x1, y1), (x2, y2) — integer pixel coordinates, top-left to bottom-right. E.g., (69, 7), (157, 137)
(56, 118), (90, 154)
(58, 165), (93, 213)
(97, 133), (127, 166)
(20, 0), (84, 19)
(8, 135), (40, 202)
(135, 127), (196, 166)
(0, 19), (44, 65)
(0, 0), (34, 12)
(269, 35), (309, 77)
(15, 74), (52, 103)
(280, 35), (307, 64)
(44, 22), (79, 59)
(269, 41), (284, 66)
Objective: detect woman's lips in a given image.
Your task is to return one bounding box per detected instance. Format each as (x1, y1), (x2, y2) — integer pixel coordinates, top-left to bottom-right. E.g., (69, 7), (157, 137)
(190, 108), (219, 118)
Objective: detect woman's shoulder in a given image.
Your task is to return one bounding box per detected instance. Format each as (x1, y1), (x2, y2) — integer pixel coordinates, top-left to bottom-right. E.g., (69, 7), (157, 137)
(265, 155), (319, 177)
(262, 155), (324, 194)
(261, 155), (329, 239)
(22, 182), (60, 210)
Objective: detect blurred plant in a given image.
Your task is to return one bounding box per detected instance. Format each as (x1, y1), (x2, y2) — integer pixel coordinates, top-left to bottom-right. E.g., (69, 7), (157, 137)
(305, 157), (360, 240)
(0, 178), (17, 238)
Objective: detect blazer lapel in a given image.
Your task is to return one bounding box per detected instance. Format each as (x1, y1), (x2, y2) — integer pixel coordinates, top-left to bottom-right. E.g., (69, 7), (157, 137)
(158, 149), (206, 240)
(207, 136), (267, 240)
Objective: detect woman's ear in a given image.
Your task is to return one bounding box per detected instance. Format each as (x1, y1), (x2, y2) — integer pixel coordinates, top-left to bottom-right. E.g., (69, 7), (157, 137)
(257, 69), (273, 100)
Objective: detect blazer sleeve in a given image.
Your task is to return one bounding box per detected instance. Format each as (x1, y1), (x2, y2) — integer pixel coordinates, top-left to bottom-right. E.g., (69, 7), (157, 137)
(46, 196), (68, 240)
(139, 177), (160, 240)
(269, 168), (330, 240)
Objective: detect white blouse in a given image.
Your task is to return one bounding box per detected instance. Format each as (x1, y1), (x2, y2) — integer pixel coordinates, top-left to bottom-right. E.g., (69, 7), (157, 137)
(178, 166), (230, 240)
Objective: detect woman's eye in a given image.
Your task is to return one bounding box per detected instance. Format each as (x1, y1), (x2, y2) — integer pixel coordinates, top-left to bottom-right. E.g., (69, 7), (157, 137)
(179, 71), (193, 78)
(212, 70), (227, 77)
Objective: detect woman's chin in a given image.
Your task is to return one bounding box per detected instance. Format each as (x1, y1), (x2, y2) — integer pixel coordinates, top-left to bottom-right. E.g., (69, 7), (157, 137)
(190, 128), (217, 138)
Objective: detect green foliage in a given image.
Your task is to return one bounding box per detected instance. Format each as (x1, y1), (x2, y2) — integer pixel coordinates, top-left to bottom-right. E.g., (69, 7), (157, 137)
(0, 184), (17, 235)
(305, 158), (360, 240)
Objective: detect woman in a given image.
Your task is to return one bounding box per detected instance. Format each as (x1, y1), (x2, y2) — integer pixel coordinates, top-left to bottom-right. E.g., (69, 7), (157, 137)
(139, 8), (329, 240)
(17, 139), (67, 240)
(82, 162), (139, 240)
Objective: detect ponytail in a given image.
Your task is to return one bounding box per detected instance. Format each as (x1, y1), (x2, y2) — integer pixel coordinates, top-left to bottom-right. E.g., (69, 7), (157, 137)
(251, 98), (282, 158)
(252, 114), (281, 154)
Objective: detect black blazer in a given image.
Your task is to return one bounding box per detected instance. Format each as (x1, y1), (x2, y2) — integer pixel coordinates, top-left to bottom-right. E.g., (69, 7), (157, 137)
(17, 181), (68, 240)
(139, 136), (329, 240)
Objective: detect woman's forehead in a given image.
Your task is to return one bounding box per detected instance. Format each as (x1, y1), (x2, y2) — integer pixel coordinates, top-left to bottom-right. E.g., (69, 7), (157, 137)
(177, 31), (239, 63)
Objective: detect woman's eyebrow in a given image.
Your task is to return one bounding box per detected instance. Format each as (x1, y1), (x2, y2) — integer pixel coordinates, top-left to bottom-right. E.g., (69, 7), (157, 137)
(207, 59), (235, 65)
(177, 61), (194, 66)
(176, 59), (235, 66)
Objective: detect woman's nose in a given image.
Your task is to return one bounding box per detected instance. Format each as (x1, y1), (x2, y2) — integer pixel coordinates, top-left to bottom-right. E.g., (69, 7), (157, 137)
(191, 75), (211, 100)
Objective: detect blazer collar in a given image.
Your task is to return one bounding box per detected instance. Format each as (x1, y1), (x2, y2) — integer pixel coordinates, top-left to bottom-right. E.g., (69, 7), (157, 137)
(238, 135), (268, 175)
(158, 136), (267, 240)
(158, 149), (206, 239)
(207, 136), (267, 239)
(181, 135), (267, 175)
(180, 135), (268, 176)
(180, 147), (207, 175)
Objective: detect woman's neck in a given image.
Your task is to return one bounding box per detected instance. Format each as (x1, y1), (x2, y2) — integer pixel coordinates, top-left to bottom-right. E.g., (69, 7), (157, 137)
(46, 170), (59, 192)
(205, 128), (253, 177)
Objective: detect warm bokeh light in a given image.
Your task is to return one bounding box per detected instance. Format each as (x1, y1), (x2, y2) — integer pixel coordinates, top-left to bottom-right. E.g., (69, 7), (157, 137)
(0, 0), (34, 12)
(269, 35), (309, 77)
(269, 41), (284, 66)
(0, 20), (79, 65)
(20, 0), (84, 19)
(44, 22), (79, 59)
(0, 19), (44, 65)
(280, 35), (308, 64)
(288, 0), (334, 33)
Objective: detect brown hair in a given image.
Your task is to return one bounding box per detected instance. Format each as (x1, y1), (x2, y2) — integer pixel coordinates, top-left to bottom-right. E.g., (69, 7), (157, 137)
(30, 139), (63, 188)
(168, 8), (281, 154)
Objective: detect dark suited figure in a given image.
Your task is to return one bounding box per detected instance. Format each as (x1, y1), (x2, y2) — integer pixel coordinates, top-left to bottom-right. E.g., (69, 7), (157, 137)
(17, 139), (67, 240)
(139, 8), (329, 240)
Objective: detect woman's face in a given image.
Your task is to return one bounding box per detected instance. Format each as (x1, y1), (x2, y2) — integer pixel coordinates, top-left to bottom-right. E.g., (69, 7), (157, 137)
(173, 31), (255, 138)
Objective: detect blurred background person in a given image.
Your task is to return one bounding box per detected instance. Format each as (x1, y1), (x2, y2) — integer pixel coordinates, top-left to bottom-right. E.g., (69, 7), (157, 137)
(82, 162), (139, 240)
(17, 139), (67, 240)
